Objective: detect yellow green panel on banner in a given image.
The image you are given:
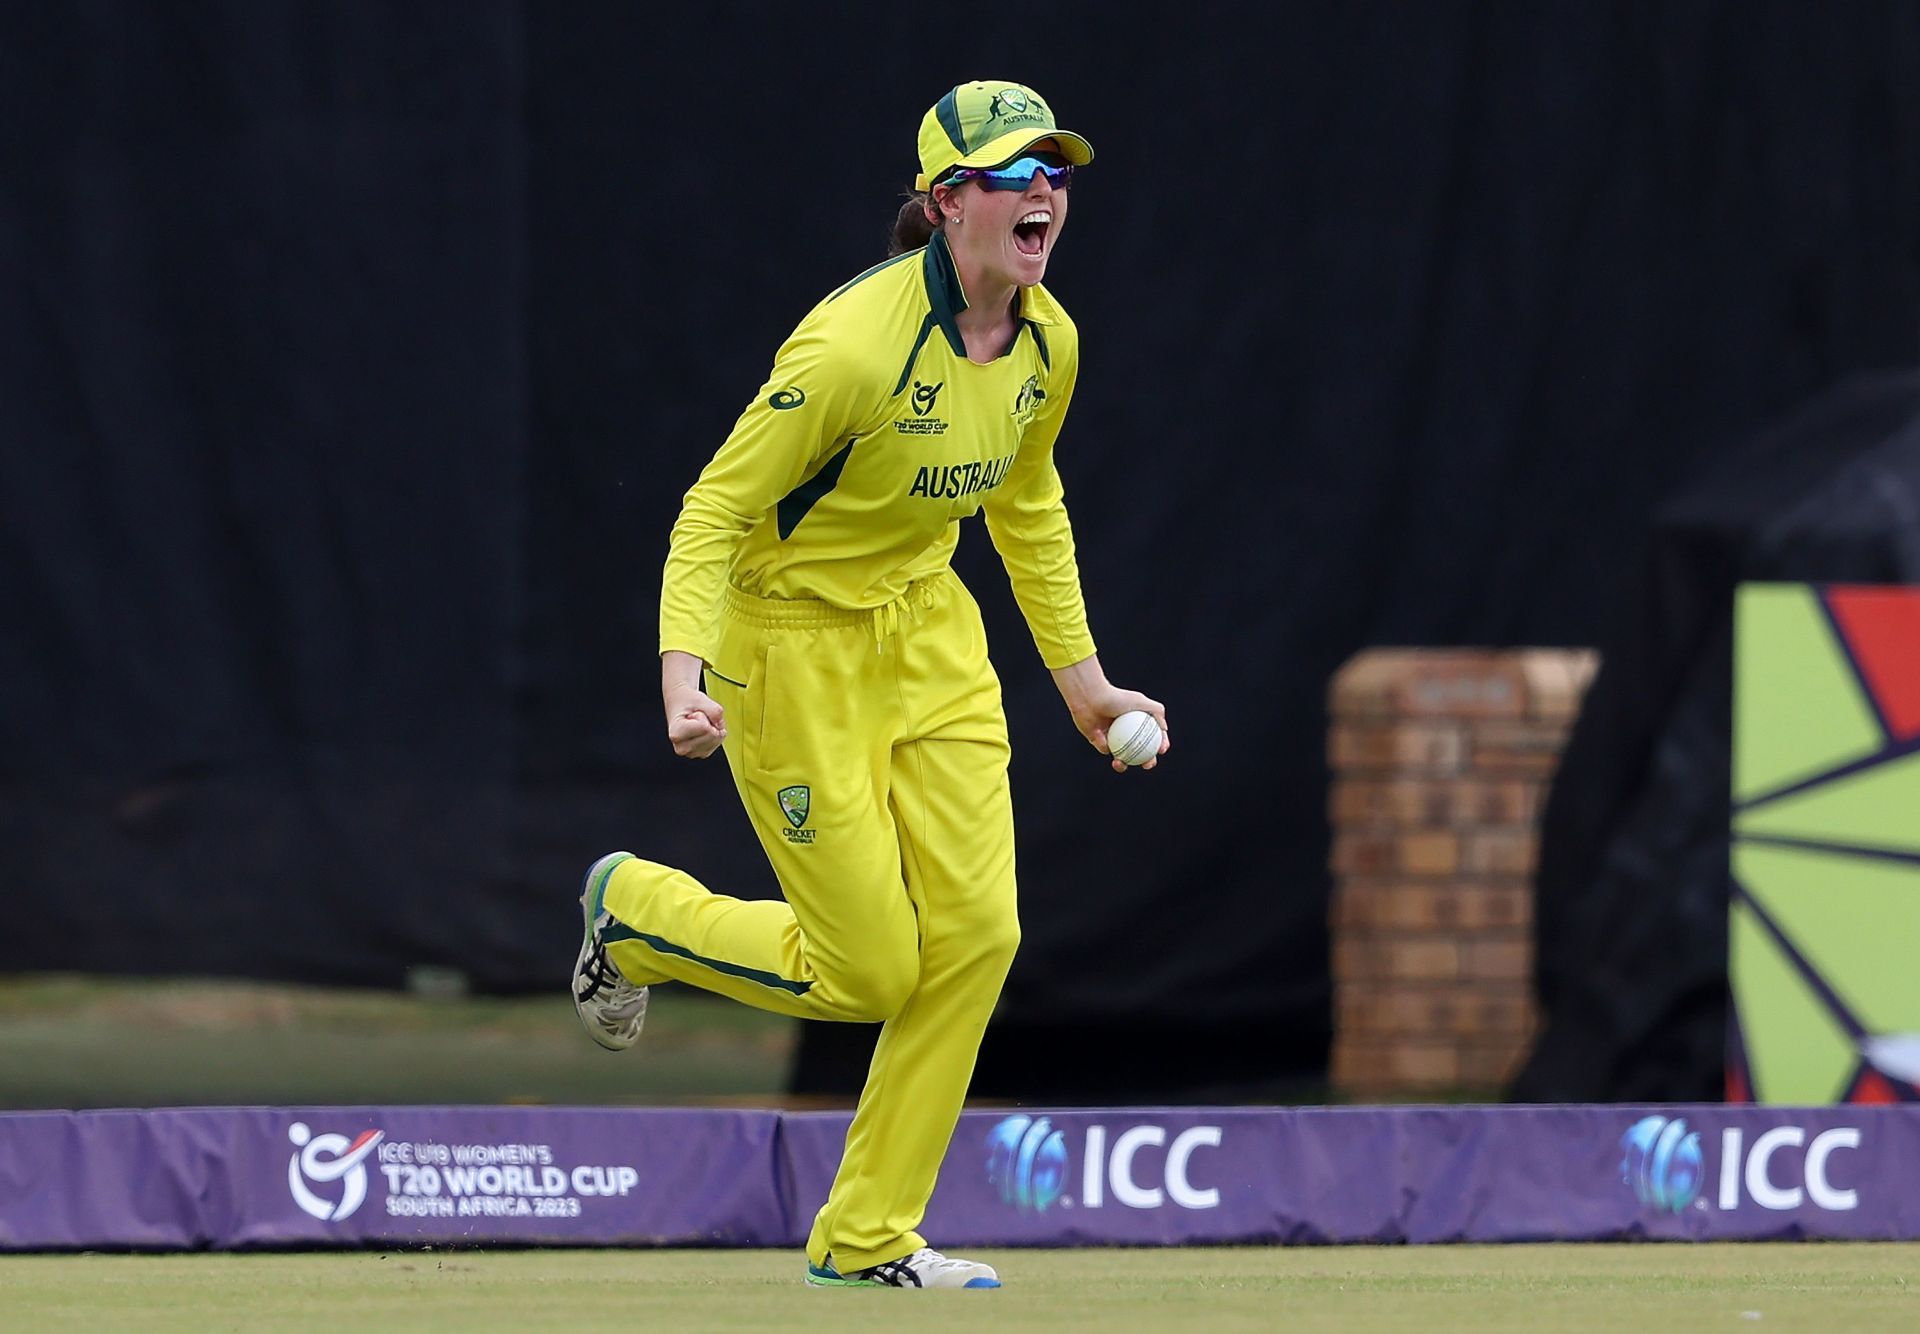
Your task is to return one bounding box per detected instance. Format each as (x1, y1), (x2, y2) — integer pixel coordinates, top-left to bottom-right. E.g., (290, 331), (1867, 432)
(1734, 841), (1920, 1037)
(1728, 893), (1855, 1103)
(1734, 749), (1920, 855)
(1733, 584), (1884, 802)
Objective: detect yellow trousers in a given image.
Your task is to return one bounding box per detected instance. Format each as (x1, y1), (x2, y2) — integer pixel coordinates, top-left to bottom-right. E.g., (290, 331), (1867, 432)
(601, 570), (1019, 1272)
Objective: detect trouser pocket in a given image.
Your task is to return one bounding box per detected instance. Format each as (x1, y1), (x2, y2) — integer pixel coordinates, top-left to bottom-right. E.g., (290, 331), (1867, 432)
(742, 632), (863, 786)
(750, 642), (793, 777)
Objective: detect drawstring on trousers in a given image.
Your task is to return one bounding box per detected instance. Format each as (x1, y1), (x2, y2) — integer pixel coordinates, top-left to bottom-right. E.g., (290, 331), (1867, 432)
(869, 583), (939, 652)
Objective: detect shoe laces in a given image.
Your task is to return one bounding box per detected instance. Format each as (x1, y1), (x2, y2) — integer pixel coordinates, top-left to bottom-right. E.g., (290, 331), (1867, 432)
(862, 1248), (977, 1286)
(905, 1248), (973, 1272)
(862, 1256), (922, 1287)
(576, 937), (645, 1016)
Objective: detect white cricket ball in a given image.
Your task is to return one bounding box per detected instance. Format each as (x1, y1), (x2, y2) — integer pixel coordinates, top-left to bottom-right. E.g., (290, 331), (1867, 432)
(1107, 710), (1162, 767)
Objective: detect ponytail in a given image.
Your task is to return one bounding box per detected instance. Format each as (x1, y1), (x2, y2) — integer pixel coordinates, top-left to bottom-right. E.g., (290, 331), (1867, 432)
(887, 192), (941, 257)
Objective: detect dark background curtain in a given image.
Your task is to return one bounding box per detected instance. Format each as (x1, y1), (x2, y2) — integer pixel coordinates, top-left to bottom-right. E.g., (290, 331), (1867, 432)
(4, 1), (1918, 1100)
(1516, 373), (1920, 1102)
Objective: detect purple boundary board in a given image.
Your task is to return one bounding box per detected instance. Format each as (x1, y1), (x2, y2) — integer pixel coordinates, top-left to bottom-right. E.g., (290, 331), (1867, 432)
(2, 1105), (1915, 1251)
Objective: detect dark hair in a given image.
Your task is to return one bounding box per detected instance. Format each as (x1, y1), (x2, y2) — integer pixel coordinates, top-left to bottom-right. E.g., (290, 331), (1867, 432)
(887, 191), (941, 257)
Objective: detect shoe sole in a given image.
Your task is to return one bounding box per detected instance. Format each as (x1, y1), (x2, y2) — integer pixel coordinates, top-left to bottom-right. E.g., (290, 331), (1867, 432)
(573, 851), (638, 1051)
(803, 1273), (880, 1288)
(804, 1264), (1000, 1289)
(802, 1277), (1002, 1289)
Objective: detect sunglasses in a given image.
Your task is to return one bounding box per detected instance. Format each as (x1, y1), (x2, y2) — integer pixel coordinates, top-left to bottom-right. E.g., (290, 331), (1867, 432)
(941, 155), (1075, 192)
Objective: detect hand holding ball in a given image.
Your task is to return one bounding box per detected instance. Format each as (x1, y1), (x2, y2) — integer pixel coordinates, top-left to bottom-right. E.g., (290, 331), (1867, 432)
(1106, 710), (1163, 767)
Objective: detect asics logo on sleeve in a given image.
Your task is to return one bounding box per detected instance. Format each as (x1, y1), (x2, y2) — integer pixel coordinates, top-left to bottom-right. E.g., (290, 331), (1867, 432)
(768, 387), (806, 410)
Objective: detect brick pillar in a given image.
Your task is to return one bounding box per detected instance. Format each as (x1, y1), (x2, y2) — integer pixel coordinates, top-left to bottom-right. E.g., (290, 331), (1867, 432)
(1327, 649), (1598, 1098)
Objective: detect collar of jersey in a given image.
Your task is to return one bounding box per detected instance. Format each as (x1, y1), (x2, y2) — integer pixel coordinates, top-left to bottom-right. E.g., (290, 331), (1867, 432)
(923, 232), (1060, 361)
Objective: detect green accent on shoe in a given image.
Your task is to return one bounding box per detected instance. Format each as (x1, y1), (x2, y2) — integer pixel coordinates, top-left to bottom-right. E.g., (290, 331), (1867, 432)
(583, 851), (634, 923)
(600, 920), (814, 996)
(805, 1262), (880, 1287)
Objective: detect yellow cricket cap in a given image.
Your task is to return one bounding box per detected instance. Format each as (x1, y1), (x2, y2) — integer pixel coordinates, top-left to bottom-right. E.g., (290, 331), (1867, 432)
(915, 81), (1094, 191)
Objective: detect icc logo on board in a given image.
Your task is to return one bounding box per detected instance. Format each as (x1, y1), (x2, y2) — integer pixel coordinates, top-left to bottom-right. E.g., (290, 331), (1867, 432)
(1620, 1116), (1861, 1214)
(986, 1115), (1222, 1213)
(287, 1122), (385, 1221)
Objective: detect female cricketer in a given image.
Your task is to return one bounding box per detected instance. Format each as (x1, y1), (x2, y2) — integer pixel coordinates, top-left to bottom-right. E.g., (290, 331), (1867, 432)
(570, 79), (1170, 1289)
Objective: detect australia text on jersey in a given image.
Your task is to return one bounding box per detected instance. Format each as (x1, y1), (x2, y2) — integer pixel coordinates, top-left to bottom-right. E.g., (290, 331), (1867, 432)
(907, 455), (1017, 501)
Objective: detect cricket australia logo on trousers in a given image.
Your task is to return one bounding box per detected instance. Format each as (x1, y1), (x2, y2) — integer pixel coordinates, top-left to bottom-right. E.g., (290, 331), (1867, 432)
(778, 785), (815, 844)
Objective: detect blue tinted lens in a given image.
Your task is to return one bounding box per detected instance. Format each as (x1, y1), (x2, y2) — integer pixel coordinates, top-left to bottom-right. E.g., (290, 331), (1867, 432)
(954, 157), (1074, 191)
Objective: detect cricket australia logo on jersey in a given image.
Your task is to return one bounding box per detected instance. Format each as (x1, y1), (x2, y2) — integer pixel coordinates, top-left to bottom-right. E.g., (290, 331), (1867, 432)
(1011, 374), (1047, 426)
(895, 379), (948, 436)
(777, 785), (815, 844)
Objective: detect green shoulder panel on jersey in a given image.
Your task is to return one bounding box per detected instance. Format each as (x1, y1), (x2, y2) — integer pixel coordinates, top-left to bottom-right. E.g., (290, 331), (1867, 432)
(827, 249), (919, 304)
(1025, 320), (1050, 368)
(776, 438), (856, 539)
(893, 313), (940, 396)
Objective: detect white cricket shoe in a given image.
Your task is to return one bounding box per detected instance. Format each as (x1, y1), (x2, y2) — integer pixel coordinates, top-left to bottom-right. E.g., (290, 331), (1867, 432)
(805, 1247), (1001, 1289)
(572, 851), (648, 1051)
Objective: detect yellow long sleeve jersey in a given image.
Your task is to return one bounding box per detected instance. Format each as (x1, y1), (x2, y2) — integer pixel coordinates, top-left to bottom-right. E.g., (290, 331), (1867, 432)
(659, 232), (1097, 670)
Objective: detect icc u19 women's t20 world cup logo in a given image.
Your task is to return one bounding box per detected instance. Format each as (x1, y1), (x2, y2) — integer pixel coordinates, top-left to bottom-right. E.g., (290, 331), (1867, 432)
(287, 1122), (385, 1221)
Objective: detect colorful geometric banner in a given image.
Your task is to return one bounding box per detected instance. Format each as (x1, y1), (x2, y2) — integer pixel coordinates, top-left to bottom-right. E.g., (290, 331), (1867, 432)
(1732, 584), (1920, 1104)
(3, 1105), (1919, 1251)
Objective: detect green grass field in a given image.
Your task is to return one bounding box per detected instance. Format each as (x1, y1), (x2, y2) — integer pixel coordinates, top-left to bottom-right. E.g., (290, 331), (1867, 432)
(6, 1245), (1917, 1332)
(0, 975), (798, 1108)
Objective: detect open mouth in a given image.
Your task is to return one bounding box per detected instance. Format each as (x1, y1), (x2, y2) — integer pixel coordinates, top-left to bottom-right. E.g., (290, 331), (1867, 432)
(1012, 210), (1051, 258)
